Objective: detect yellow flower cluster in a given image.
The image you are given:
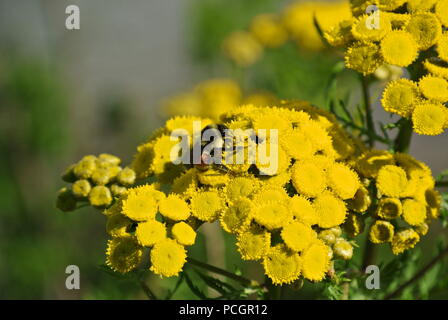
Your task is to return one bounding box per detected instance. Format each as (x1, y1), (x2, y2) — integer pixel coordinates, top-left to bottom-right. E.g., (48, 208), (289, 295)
(223, 1), (352, 66)
(353, 150), (441, 255)
(57, 154), (136, 211)
(57, 100), (442, 284)
(161, 78), (278, 121)
(326, 0), (448, 135)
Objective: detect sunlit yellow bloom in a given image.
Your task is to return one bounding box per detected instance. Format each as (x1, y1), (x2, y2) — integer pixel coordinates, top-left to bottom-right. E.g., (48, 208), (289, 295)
(314, 191), (347, 228)
(419, 75), (448, 102)
(237, 226), (271, 261)
(424, 58), (448, 79)
(281, 221), (317, 252)
(172, 222), (196, 246)
(345, 42), (383, 75)
(263, 244), (302, 285)
(72, 179), (91, 198)
(135, 220), (166, 246)
(376, 165), (408, 197)
(190, 190), (224, 222)
(406, 13), (441, 50)
(391, 229), (420, 255)
(351, 13), (392, 41)
(380, 31), (418, 67)
(301, 240), (330, 281)
(381, 79), (421, 117)
(412, 103), (447, 135)
(290, 195), (319, 226)
(326, 162), (360, 200)
(150, 238), (187, 277)
(291, 160), (327, 198)
(369, 220), (395, 243)
(435, 0), (448, 27)
(220, 198), (253, 234)
(106, 236), (143, 273)
(122, 185), (162, 221)
(402, 199), (427, 226)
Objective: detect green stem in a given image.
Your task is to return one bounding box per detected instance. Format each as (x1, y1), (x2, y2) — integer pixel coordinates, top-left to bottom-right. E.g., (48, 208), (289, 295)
(362, 236), (377, 270)
(385, 246), (448, 300)
(436, 181), (448, 188)
(137, 275), (158, 300)
(361, 75), (375, 148)
(187, 257), (254, 287)
(394, 118), (413, 153)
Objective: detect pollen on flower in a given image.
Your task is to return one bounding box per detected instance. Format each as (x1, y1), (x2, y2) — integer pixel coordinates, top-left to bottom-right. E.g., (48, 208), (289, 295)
(236, 226), (271, 261)
(381, 79), (421, 117)
(412, 103), (447, 135)
(135, 220), (166, 247)
(190, 190), (224, 222)
(150, 238), (187, 277)
(301, 240), (330, 281)
(281, 221), (317, 252)
(262, 244), (302, 285)
(313, 191), (347, 228)
(171, 222), (196, 246)
(380, 31), (419, 67)
(159, 194), (191, 221)
(376, 165), (408, 197)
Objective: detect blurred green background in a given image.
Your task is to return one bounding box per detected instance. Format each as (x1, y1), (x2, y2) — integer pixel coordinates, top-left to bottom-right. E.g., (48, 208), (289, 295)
(0, 0), (447, 299)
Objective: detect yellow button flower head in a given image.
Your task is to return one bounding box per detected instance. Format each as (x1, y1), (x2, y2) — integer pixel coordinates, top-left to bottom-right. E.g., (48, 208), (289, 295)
(402, 199), (427, 226)
(369, 220), (395, 243)
(301, 239), (330, 281)
(117, 167), (136, 186)
(347, 186), (371, 213)
(225, 176), (260, 203)
(222, 31), (262, 67)
(343, 213), (364, 238)
(333, 238), (353, 260)
(291, 160), (327, 198)
(351, 13), (392, 41)
(391, 229), (420, 255)
(253, 201), (292, 230)
(407, 0), (438, 13)
(263, 244), (302, 285)
(425, 188), (442, 210)
(437, 33), (448, 61)
(72, 179), (91, 198)
(376, 165), (408, 197)
(424, 57), (448, 79)
(171, 168), (198, 196)
(131, 142), (155, 180)
(281, 221), (317, 252)
(106, 236), (143, 274)
(406, 13), (441, 50)
(412, 103), (447, 135)
(380, 31), (419, 67)
(314, 191), (347, 228)
(106, 214), (133, 237)
(290, 195), (319, 226)
(190, 190), (224, 222)
(345, 42), (384, 75)
(253, 185), (290, 205)
(236, 226), (271, 260)
(159, 194), (191, 221)
(419, 75), (448, 102)
(150, 238), (187, 277)
(171, 222), (196, 246)
(326, 162), (360, 200)
(220, 198), (253, 234)
(435, 0), (448, 26)
(377, 198), (401, 220)
(122, 185), (163, 221)
(356, 150), (395, 178)
(381, 79), (421, 117)
(88, 186), (113, 207)
(324, 19), (354, 48)
(249, 14), (288, 48)
(135, 220), (166, 246)
(73, 156), (97, 179)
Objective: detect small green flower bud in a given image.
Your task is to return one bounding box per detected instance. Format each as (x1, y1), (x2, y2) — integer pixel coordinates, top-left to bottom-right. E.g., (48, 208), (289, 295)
(328, 226), (342, 237)
(88, 186), (112, 207)
(56, 187), (77, 212)
(110, 184), (127, 197)
(318, 230), (337, 245)
(117, 167), (136, 186)
(72, 179), (91, 198)
(333, 238), (353, 260)
(61, 164), (77, 183)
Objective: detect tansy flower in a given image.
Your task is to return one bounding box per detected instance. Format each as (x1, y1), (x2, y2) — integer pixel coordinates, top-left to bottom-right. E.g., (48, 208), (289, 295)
(345, 42), (384, 75)
(171, 222), (196, 246)
(72, 179), (91, 198)
(412, 103), (447, 135)
(253, 201), (292, 230)
(135, 220), (166, 246)
(380, 31), (419, 67)
(91, 168), (111, 186)
(376, 165), (408, 197)
(326, 162), (360, 200)
(313, 191), (348, 228)
(281, 221), (317, 252)
(418, 75), (448, 102)
(122, 185), (162, 221)
(106, 214), (133, 237)
(369, 220), (395, 244)
(437, 33), (448, 61)
(301, 240), (330, 281)
(435, 0), (448, 27)
(291, 160), (327, 198)
(391, 229), (420, 255)
(333, 238), (353, 260)
(190, 190), (224, 222)
(407, 0), (438, 13)
(423, 58), (448, 79)
(225, 176), (260, 202)
(263, 244), (302, 285)
(324, 19), (354, 47)
(351, 13), (392, 42)
(236, 226), (271, 260)
(249, 14), (288, 48)
(253, 185), (290, 205)
(414, 222), (429, 236)
(131, 142), (155, 179)
(222, 31), (262, 67)
(159, 194), (191, 221)
(220, 198), (253, 234)
(106, 236), (143, 274)
(197, 169), (230, 186)
(381, 79), (421, 117)
(117, 167), (136, 186)
(290, 195), (319, 226)
(88, 186), (113, 207)
(347, 186), (371, 213)
(171, 168), (198, 196)
(377, 198), (402, 220)
(343, 213), (364, 238)
(406, 13), (441, 50)
(402, 199), (427, 226)
(356, 150), (395, 178)
(73, 156), (96, 179)
(150, 238), (187, 277)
